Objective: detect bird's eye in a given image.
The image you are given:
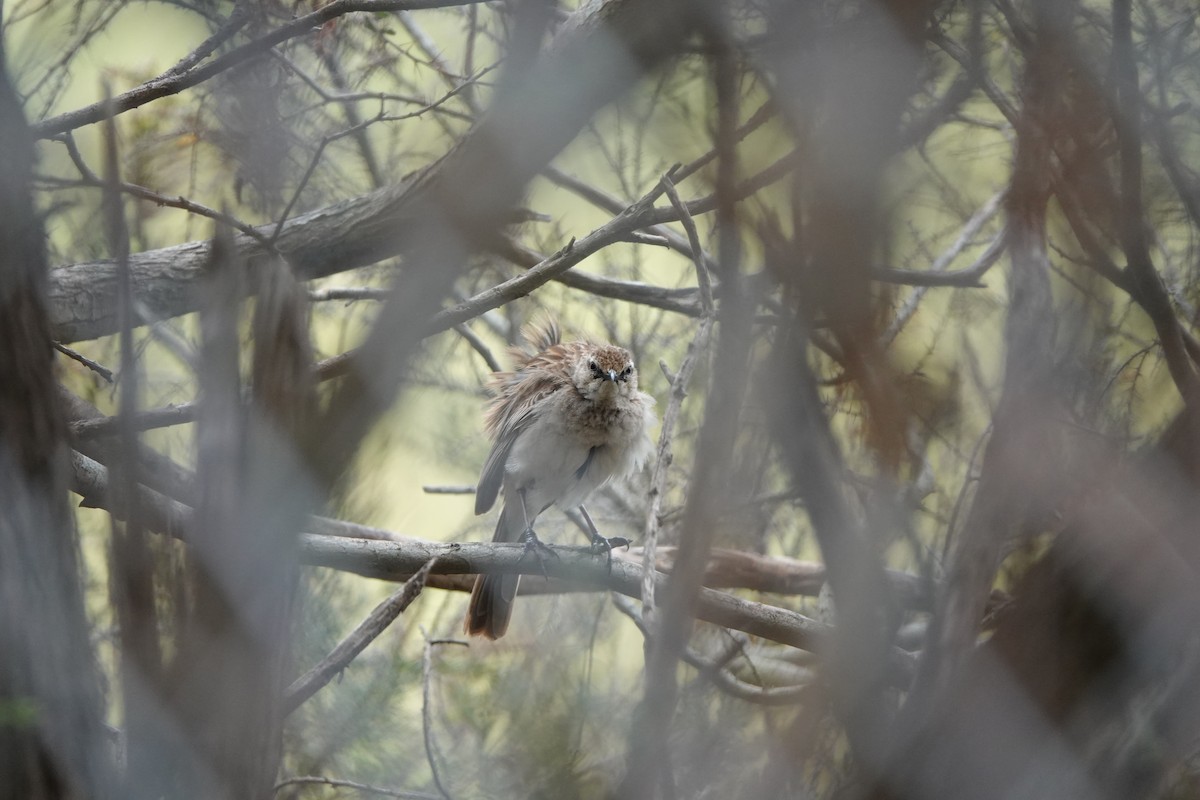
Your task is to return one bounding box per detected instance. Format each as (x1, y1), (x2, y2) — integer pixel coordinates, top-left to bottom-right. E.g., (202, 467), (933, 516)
(589, 360), (600, 374)
(622, 365), (633, 376)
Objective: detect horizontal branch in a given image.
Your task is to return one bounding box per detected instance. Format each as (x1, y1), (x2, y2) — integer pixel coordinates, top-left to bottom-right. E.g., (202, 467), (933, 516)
(68, 426), (935, 610)
(627, 546), (933, 611)
(70, 403), (196, 439)
(274, 775), (440, 800)
(49, 179), (416, 342)
(299, 534), (916, 685)
(67, 446), (913, 683)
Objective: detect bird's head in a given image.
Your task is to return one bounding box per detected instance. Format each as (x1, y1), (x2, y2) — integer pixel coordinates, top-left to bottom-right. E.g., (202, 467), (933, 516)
(572, 345), (637, 401)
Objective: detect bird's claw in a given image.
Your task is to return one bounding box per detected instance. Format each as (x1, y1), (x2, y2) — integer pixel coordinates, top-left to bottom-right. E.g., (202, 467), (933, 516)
(590, 535), (630, 554)
(518, 527), (559, 578)
(589, 535), (630, 573)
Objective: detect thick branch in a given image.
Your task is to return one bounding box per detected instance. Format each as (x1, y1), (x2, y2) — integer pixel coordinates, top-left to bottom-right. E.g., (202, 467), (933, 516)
(67, 446), (913, 680)
(299, 534), (915, 684)
(627, 547), (932, 610)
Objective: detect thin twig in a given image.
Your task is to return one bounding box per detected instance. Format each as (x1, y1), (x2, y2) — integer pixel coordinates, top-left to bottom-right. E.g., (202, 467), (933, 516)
(883, 192), (1007, 343)
(163, 5), (250, 78)
(283, 559), (439, 716)
(662, 174), (714, 314)
(421, 632), (465, 800)
(308, 286), (390, 302)
(638, 310), (714, 624)
(273, 775), (441, 799)
(50, 132), (272, 245)
(452, 323), (503, 373)
(611, 594), (809, 706)
(1111, 0), (1200, 407)
(33, 0), (488, 139)
(421, 485), (476, 495)
(52, 342), (114, 383)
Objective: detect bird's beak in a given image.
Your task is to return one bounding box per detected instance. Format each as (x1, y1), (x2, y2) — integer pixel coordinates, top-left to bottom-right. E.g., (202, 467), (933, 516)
(608, 370), (617, 382)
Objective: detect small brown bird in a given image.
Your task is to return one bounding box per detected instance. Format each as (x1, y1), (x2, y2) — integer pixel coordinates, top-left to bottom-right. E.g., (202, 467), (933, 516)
(465, 320), (657, 639)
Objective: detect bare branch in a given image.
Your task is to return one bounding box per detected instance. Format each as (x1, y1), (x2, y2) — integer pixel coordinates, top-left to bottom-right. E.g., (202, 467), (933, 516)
(283, 559), (439, 716)
(52, 341), (114, 383)
(420, 634), (463, 800)
(32, 0), (490, 139)
(68, 444), (908, 676)
(299, 533), (915, 684)
(274, 775), (441, 799)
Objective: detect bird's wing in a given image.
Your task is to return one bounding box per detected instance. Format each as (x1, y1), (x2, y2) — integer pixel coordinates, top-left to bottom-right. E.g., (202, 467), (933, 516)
(475, 353), (575, 514)
(475, 411), (530, 515)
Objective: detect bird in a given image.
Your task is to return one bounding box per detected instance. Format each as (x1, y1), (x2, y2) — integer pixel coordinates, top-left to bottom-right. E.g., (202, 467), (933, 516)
(465, 319), (657, 639)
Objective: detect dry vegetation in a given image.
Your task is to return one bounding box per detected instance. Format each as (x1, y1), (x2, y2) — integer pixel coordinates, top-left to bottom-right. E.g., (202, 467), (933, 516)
(3, 0), (1200, 798)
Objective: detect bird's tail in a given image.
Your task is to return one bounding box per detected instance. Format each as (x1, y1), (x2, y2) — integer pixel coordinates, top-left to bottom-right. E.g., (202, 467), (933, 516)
(465, 504), (522, 639)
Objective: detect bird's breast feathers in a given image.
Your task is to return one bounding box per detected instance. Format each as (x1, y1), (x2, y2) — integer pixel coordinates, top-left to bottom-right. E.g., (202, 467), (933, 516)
(503, 389), (656, 509)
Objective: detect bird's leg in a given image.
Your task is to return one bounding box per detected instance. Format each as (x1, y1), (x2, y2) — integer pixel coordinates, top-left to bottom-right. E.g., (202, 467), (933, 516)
(516, 487), (558, 577)
(579, 505), (629, 572)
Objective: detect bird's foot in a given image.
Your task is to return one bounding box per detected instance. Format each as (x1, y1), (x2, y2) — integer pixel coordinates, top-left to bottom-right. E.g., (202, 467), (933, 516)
(518, 528), (559, 577)
(589, 534), (631, 573)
